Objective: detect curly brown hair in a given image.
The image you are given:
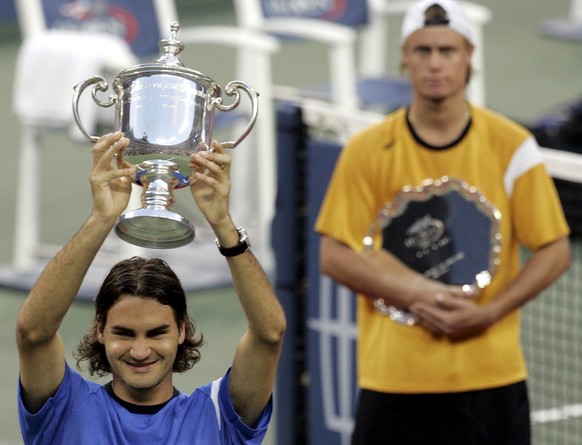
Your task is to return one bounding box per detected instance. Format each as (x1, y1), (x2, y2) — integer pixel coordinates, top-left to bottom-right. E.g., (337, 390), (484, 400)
(74, 257), (204, 377)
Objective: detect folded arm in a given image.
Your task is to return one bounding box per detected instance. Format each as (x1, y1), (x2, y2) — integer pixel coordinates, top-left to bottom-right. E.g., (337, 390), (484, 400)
(320, 235), (467, 309)
(410, 236), (571, 340)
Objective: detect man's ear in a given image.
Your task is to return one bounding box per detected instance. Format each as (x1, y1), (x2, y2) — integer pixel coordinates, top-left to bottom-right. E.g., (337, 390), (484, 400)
(178, 322), (186, 345)
(97, 322), (105, 344)
(466, 41), (475, 60)
(399, 47), (409, 76)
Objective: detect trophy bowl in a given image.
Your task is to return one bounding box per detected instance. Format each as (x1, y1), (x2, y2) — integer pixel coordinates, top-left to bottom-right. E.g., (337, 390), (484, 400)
(362, 176), (502, 326)
(72, 22), (259, 249)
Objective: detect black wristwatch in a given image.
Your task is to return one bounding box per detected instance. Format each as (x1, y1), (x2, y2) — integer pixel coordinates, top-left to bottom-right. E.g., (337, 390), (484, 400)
(216, 227), (250, 257)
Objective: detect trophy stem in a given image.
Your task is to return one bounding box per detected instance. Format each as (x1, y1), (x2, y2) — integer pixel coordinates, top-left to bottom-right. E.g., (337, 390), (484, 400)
(115, 160), (195, 249)
(141, 160), (177, 210)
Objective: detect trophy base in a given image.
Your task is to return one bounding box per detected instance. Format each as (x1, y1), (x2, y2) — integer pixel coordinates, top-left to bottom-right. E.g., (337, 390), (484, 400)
(115, 208), (195, 249)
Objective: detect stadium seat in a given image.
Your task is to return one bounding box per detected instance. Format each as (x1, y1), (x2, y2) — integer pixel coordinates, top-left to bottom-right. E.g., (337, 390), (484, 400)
(541, 0), (582, 42)
(233, 0), (492, 110)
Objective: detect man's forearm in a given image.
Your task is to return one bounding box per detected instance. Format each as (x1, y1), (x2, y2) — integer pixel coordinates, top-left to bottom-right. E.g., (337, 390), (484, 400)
(320, 236), (460, 308)
(17, 215), (115, 343)
(210, 220), (285, 340)
(488, 236), (571, 323)
(225, 245), (286, 427)
(227, 250), (285, 342)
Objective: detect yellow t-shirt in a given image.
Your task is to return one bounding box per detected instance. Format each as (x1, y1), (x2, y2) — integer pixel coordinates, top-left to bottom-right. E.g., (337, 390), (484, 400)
(315, 106), (570, 393)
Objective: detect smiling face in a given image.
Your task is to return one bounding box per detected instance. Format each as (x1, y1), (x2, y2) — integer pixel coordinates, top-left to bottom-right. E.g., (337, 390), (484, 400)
(98, 295), (186, 405)
(402, 26), (473, 103)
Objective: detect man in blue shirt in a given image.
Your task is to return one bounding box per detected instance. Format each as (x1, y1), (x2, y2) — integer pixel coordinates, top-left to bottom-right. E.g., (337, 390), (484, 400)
(16, 132), (286, 444)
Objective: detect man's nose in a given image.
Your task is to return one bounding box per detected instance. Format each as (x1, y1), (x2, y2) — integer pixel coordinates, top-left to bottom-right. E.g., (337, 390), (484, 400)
(130, 337), (151, 360)
(428, 51), (443, 69)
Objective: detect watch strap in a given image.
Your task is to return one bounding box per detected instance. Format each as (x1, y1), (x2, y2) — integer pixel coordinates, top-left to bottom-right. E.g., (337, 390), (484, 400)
(216, 227), (250, 257)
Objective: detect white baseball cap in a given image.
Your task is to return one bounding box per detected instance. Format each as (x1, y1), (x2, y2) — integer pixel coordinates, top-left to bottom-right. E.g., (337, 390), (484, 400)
(401, 0), (473, 45)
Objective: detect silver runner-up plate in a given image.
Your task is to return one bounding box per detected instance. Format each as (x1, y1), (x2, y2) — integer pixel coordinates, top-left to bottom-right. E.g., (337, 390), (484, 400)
(362, 176), (502, 326)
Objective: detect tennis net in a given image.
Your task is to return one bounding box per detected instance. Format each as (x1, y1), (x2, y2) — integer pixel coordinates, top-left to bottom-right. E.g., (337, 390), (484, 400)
(523, 177), (582, 444)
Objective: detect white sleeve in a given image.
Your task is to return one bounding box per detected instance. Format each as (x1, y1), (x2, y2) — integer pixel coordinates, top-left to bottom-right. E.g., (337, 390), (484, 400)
(210, 377), (222, 431)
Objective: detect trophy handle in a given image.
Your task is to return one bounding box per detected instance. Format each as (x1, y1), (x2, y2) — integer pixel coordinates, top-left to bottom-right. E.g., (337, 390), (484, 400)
(211, 80), (259, 149)
(72, 75), (117, 143)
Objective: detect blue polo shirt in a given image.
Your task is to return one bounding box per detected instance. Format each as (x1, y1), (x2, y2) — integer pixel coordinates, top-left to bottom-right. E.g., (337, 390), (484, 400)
(18, 364), (272, 444)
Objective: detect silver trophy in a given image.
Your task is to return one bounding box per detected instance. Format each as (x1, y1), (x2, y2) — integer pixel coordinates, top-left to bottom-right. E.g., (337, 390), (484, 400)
(363, 176), (502, 326)
(72, 22), (259, 248)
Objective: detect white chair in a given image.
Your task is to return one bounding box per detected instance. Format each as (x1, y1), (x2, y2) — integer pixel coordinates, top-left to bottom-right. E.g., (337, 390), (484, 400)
(233, 0), (492, 110)
(12, 0), (279, 271)
(541, 0), (582, 42)
(177, 26), (279, 271)
(13, 0), (141, 268)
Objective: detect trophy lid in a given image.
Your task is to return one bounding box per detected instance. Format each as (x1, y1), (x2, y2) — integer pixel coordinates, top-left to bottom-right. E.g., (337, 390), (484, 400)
(114, 21), (215, 87)
(156, 21), (185, 66)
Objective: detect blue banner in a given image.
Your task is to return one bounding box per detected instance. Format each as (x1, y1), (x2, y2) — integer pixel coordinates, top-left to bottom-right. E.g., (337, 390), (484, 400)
(41, 0), (161, 57)
(271, 102), (309, 445)
(261, 0), (368, 27)
(273, 103), (359, 445)
(306, 138), (358, 445)
(0, 0), (17, 22)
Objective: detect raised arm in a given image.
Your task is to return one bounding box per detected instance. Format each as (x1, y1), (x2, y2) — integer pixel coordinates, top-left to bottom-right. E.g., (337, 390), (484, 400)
(16, 133), (135, 412)
(189, 142), (286, 427)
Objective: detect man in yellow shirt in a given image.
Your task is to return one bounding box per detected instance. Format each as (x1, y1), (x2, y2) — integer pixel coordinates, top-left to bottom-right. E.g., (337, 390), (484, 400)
(315, 0), (571, 443)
